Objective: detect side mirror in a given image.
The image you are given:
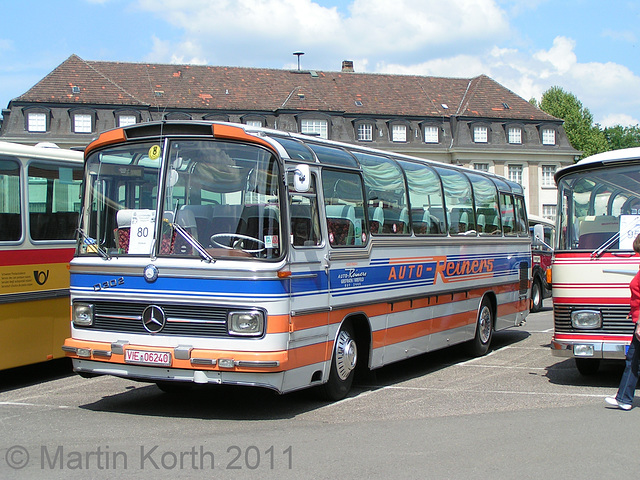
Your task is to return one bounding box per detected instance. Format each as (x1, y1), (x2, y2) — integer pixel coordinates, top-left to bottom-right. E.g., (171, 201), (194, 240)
(532, 224), (544, 246)
(292, 164), (310, 193)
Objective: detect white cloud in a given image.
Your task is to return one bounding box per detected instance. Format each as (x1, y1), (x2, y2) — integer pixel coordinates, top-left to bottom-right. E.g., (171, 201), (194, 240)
(132, 0), (640, 127)
(600, 113), (640, 128)
(135, 0), (509, 66)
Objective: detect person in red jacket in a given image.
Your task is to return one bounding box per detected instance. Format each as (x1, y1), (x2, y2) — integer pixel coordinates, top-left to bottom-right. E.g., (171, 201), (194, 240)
(606, 233), (640, 410)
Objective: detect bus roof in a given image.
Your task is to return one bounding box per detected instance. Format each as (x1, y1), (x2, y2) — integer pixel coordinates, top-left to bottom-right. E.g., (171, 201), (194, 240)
(528, 214), (554, 227)
(0, 140), (84, 162)
(555, 146), (640, 182)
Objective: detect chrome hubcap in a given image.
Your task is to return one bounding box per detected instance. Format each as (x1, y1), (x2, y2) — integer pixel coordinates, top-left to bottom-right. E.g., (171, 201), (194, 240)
(479, 306), (492, 344)
(335, 330), (357, 381)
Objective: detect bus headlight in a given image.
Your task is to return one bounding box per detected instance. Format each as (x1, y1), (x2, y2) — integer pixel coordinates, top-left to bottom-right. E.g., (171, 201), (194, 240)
(228, 310), (264, 336)
(73, 302), (94, 326)
(571, 310), (602, 329)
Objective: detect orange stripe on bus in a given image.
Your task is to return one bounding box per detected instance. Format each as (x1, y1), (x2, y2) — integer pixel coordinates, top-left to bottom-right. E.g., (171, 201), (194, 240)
(372, 311), (473, 349)
(212, 124), (277, 153)
(85, 128), (126, 156)
(63, 338), (329, 372)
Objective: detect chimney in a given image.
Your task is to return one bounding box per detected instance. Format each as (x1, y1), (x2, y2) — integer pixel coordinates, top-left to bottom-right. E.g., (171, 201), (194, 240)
(341, 60), (354, 73)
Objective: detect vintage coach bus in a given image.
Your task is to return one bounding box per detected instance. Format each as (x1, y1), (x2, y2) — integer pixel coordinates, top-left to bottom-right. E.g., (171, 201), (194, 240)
(0, 141), (83, 370)
(63, 121), (530, 399)
(551, 147), (640, 375)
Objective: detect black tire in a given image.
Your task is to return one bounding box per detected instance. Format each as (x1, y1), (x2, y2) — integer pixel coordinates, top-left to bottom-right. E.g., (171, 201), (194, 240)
(575, 358), (600, 376)
(321, 323), (358, 401)
(531, 278), (543, 313)
(467, 297), (494, 357)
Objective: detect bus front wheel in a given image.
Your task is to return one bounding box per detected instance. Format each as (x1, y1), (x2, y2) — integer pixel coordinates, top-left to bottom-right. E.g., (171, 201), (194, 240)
(321, 323), (357, 401)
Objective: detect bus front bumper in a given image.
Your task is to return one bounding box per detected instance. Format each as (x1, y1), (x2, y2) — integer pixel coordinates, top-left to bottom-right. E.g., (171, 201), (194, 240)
(551, 337), (629, 360)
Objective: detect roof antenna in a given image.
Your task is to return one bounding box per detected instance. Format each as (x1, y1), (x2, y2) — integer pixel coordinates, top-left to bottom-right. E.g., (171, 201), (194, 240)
(293, 51), (304, 71)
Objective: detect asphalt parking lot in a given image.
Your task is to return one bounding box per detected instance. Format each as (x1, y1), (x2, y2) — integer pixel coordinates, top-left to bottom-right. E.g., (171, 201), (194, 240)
(1, 300), (639, 479)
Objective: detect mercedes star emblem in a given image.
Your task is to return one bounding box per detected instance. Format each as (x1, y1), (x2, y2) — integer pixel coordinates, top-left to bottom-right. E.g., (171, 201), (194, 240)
(142, 305), (166, 333)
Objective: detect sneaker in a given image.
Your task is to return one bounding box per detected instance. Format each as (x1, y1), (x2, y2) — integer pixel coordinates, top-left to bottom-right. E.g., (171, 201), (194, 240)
(605, 396), (632, 410)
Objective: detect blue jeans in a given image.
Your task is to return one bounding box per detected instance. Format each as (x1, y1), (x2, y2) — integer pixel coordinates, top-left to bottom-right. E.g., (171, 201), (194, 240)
(617, 333), (640, 405)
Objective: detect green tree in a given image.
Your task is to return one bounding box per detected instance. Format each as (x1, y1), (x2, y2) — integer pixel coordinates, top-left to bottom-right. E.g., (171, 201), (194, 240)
(604, 124), (640, 150)
(537, 86), (609, 159)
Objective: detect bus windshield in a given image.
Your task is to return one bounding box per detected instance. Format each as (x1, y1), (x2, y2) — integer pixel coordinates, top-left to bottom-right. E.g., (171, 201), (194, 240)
(79, 139), (283, 260)
(557, 164), (640, 253)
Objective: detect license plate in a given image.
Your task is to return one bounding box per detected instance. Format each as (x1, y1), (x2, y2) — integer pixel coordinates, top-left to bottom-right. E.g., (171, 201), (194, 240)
(124, 349), (171, 366)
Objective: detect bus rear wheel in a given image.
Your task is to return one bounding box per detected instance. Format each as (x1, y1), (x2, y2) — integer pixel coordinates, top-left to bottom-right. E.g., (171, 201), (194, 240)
(467, 297), (494, 357)
(321, 323), (357, 401)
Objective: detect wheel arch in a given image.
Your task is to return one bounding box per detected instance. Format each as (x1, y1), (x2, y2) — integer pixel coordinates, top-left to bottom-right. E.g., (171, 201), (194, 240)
(335, 312), (372, 372)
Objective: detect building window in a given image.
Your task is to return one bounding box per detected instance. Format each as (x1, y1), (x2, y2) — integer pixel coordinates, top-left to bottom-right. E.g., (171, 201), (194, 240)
(245, 120), (263, 127)
(424, 125), (439, 144)
(118, 115), (136, 127)
(508, 165), (523, 185)
(542, 128), (556, 145)
(301, 119), (328, 139)
(473, 126), (488, 143)
(357, 123), (373, 142)
(541, 165), (556, 187)
(27, 113), (47, 132)
(73, 113), (92, 133)
(508, 127), (522, 144)
(474, 163), (489, 172)
(391, 124), (407, 142)
(543, 204), (556, 222)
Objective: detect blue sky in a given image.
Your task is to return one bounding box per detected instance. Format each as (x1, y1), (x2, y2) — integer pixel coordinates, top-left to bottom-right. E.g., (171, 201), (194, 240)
(1, 0), (639, 127)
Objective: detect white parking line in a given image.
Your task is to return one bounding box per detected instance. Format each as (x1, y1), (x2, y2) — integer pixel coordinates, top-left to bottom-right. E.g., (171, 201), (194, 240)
(381, 385), (607, 398)
(0, 401), (72, 409)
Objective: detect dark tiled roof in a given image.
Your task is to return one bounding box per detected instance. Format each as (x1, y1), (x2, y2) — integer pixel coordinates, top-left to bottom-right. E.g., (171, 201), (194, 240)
(16, 54), (557, 122)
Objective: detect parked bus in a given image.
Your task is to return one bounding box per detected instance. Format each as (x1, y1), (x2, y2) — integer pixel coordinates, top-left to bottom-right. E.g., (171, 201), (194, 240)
(551, 147), (640, 375)
(0, 141), (84, 370)
(529, 214), (555, 312)
(63, 121), (530, 399)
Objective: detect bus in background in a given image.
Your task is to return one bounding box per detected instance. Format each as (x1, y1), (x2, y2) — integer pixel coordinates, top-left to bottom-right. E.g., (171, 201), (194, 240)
(551, 147), (640, 375)
(0, 141), (84, 370)
(529, 214), (555, 312)
(63, 121), (530, 399)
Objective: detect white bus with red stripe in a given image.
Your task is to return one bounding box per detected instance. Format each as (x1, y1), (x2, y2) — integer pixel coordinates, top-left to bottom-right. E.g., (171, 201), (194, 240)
(0, 141), (83, 370)
(63, 121), (530, 399)
(551, 147), (640, 375)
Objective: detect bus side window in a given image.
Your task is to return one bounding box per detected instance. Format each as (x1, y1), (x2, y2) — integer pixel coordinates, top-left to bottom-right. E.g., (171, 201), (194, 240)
(289, 173), (321, 247)
(28, 163), (83, 241)
(435, 167), (476, 235)
(322, 169), (367, 247)
(0, 159), (21, 241)
(500, 193), (516, 235)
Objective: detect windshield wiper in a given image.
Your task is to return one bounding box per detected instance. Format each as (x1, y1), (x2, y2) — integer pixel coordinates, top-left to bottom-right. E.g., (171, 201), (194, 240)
(167, 220), (214, 263)
(77, 227), (111, 260)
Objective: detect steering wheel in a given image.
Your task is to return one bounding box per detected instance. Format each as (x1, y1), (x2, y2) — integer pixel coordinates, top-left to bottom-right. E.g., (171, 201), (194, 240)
(210, 233), (266, 253)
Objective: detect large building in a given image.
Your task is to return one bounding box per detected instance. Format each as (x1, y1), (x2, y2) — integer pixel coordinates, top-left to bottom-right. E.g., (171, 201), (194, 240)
(0, 55), (579, 218)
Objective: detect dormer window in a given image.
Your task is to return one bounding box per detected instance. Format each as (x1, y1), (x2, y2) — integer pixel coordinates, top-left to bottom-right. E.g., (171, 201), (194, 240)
(357, 123), (373, 142)
(508, 126), (522, 144)
(542, 128), (556, 145)
(391, 124), (407, 142)
(27, 112), (47, 132)
(424, 125), (439, 144)
(473, 125), (488, 143)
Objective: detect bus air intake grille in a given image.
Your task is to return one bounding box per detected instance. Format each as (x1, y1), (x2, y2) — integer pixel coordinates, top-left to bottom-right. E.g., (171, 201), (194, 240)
(77, 301), (240, 337)
(553, 304), (633, 334)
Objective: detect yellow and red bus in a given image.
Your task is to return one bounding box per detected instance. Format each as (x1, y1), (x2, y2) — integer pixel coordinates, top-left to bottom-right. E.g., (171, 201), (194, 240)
(551, 147), (640, 375)
(63, 122), (530, 399)
(0, 141), (83, 370)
